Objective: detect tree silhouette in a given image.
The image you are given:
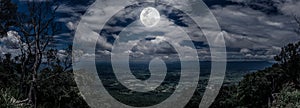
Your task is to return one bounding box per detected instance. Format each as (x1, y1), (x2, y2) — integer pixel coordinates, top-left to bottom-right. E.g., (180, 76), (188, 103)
(9, 0), (60, 107)
(211, 15), (300, 107)
(0, 0), (17, 37)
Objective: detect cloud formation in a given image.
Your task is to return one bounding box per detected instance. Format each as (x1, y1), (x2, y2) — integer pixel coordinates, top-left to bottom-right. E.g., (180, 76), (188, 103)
(57, 0), (300, 61)
(0, 31), (23, 57)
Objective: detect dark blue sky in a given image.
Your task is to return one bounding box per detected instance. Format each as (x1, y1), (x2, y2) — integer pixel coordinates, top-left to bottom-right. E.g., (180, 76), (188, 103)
(6, 0), (300, 61)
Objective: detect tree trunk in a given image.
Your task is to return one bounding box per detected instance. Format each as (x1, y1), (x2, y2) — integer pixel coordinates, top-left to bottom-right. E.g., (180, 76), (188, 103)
(29, 31), (42, 108)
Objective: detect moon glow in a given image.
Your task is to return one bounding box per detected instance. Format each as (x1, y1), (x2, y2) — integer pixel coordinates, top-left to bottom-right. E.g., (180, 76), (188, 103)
(140, 7), (160, 27)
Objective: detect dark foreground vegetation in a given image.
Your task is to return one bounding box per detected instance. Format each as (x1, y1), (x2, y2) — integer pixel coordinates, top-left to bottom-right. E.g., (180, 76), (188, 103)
(0, 0), (88, 107)
(0, 0), (300, 108)
(211, 42), (300, 108)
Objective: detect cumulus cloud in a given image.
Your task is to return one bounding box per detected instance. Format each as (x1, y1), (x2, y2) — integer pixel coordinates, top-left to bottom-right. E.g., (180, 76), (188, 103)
(1, 31), (21, 49)
(0, 31), (24, 57)
(240, 48), (251, 54)
(60, 0), (300, 61)
(131, 36), (177, 55)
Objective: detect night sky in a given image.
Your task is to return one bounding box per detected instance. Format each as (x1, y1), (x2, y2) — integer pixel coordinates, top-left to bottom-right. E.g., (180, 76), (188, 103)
(5, 0), (300, 61)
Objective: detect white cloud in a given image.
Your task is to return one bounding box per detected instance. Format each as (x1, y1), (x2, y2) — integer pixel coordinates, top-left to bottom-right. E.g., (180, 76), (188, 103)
(0, 31), (23, 57)
(66, 21), (77, 30)
(240, 48), (251, 53)
(211, 5), (299, 60)
(280, 0), (300, 16)
(1, 31), (21, 49)
(61, 0), (299, 61)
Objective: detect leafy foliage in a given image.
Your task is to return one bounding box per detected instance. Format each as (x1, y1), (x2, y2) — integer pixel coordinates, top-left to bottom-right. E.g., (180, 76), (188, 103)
(210, 85), (238, 108)
(212, 41), (300, 108)
(0, 88), (30, 108)
(0, 49), (89, 107)
(272, 85), (300, 107)
(0, 0), (89, 107)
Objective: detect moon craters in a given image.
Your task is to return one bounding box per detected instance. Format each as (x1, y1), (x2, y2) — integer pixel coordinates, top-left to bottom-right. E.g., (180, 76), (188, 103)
(140, 7), (160, 27)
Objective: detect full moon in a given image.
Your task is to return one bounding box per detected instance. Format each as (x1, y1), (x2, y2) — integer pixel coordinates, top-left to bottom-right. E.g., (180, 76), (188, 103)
(140, 7), (160, 27)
